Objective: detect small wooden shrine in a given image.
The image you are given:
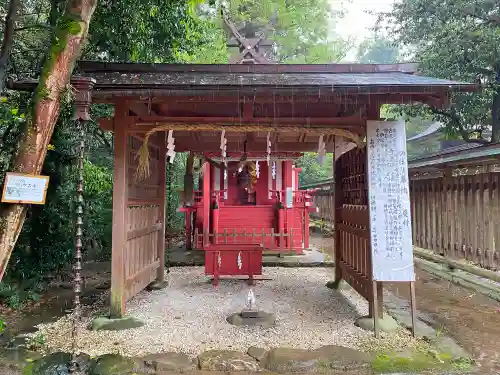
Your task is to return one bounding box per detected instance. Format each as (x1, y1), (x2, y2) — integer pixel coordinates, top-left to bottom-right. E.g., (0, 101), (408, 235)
(10, 57), (476, 330)
(181, 150), (317, 285)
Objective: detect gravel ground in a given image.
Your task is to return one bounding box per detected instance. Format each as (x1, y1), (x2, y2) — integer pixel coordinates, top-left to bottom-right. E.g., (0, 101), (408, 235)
(35, 267), (415, 357)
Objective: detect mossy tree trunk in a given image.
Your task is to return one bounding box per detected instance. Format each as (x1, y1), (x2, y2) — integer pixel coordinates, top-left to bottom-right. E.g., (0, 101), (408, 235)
(0, 0), (98, 281)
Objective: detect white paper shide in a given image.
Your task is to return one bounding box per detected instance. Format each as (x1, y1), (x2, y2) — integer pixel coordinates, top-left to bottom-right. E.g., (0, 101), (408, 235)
(366, 120), (415, 282)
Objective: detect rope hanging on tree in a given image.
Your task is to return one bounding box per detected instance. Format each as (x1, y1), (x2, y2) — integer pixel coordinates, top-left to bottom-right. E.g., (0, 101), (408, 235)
(134, 123), (364, 181)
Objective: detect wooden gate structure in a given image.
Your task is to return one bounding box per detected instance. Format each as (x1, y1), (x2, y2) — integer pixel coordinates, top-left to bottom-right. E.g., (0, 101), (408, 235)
(9, 61), (475, 322)
(334, 148), (377, 310)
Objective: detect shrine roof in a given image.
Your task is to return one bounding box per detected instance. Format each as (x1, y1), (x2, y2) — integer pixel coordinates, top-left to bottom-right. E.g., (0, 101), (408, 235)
(10, 61), (477, 96)
(408, 142), (500, 169)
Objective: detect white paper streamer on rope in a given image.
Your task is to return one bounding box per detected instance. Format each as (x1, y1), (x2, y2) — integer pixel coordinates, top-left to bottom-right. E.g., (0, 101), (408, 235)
(256, 161), (260, 178)
(167, 130), (176, 163)
(272, 160), (276, 180)
(334, 136), (356, 161)
(317, 134), (326, 165)
(266, 132), (271, 163)
(220, 130), (227, 161)
(237, 251), (242, 270)
(224, 161), (228, 181)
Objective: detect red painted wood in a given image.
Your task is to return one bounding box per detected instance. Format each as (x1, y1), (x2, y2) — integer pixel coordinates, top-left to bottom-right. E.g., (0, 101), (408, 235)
(203, 162), (211, 246)
(204, 244), (263, 286)
(187, 155), (315, 258)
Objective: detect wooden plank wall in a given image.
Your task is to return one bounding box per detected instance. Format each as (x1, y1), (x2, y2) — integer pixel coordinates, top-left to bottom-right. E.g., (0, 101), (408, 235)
(124, 134), (165, 300)
(311, 192), (335, 223)
(410, 169), (500, 271)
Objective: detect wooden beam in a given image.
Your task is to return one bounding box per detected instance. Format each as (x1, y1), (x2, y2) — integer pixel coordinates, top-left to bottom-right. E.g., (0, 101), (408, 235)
(110, 102), (130, 318)
(95, 93), (445, 105)
(133, 115), (367, 127)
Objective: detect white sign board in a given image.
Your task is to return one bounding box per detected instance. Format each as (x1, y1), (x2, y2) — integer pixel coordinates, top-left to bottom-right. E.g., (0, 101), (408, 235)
(367, 120), (415, 282)
(1, 173), (50, 205)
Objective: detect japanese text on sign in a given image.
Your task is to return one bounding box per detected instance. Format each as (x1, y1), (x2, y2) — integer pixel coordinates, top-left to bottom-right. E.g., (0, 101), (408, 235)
(366, 120), (415, 282)
(1, 173), (50, 205)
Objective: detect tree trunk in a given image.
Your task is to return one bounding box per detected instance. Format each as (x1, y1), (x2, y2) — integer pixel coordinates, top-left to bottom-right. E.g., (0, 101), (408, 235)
(491, 87), (500, 143)
(0, 0), (20, 93)
(0, 0), (98, 281)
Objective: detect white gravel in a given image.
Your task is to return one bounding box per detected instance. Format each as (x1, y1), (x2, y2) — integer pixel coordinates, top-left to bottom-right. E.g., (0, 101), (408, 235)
(36, 267), (411, 357)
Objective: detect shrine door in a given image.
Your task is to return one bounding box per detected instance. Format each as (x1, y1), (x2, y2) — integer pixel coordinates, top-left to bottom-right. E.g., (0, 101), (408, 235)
(334, 148), (374, 304)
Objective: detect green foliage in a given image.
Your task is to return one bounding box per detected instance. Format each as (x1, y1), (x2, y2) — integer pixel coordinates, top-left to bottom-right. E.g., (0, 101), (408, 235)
(0, 0), (223, 305)
(0, 318), (6, 334)
(381, 0), (500, 143)
(84, 0), (219, 63)
(295, 152), (333, 186)
(224, 0), (351, 63)
(357, 35), (401, 64)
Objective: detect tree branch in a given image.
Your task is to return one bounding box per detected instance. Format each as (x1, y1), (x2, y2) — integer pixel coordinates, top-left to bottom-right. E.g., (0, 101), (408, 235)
(429, 106), (490, 144)
(462, 7), (500, 27)
(14, 24), (51, 32)
(0, 0), (21, 93)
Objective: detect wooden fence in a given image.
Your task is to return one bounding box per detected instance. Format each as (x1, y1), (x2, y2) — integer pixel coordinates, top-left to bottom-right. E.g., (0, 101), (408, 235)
(306, 144), (500, 271)
(410, 168), (500, 270)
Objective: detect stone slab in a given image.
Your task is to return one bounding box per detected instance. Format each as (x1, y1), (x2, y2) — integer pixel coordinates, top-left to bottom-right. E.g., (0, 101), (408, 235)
(198, 350), (260, 372)
(91, 315), (145, 331)
(146, 280), (169, 291)
(355, 315), (399, 333)
(226, 312), (276, 328)
(247, 346), (268, 361)
(262, 346), (371, 373)
(141, 352), (196, 372)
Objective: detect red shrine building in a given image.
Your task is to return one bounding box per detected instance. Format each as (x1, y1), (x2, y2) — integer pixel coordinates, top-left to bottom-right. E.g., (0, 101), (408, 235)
(185, 152), (316, 254)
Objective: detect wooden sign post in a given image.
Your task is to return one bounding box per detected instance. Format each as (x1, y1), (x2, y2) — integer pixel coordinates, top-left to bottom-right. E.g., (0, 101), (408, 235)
(366, 120), (417, 338)
(1, 173), (50, 205)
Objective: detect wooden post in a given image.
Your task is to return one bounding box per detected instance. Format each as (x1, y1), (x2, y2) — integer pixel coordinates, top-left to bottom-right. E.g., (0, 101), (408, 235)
(203, 162), (211, 247)
(304, 208), (310, 249)
(283, 160), (293, 249)
(333, 157), (343, 285)
(409, 281), (417, 337)
(110, 103), (130, 318)
(157, 132), (167, 283)
(212, 207), (219, 244)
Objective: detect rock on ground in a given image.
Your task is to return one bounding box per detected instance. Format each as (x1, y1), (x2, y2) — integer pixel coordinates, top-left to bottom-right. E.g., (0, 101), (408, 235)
(141, 352), (196, 372)
(197, 350), (260, 372)
(262, 346), (372, 373)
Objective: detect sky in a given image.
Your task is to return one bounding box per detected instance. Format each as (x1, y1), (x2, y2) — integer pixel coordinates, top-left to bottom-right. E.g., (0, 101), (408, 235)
(331, 0), (396, 61)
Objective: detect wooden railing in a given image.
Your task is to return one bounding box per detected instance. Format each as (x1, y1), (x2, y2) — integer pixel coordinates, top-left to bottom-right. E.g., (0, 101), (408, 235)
(193, 228), (296, 251)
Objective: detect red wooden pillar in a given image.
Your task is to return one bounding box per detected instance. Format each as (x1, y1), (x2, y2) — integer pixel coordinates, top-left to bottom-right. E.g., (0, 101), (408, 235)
(278, 206), (285, 249)
(304, 209), (310, 249)
(202, 162), (211, 247)
(212, 207), (219, 244)
(185, 209), (192, 250)
(283, 160), (293, 249)
(110, 103), (131, 318)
